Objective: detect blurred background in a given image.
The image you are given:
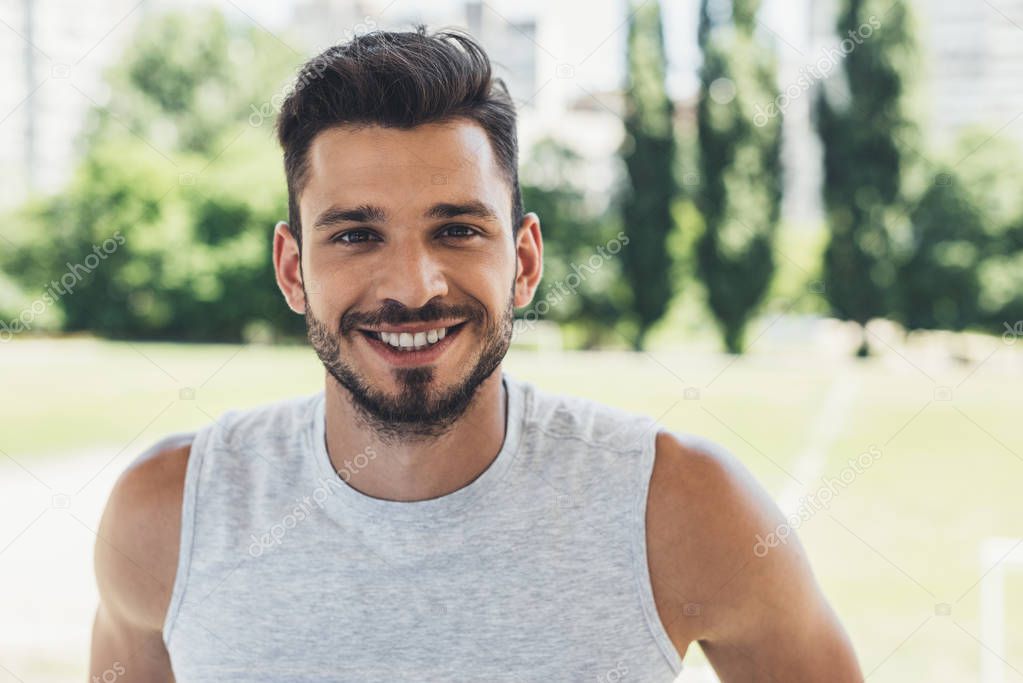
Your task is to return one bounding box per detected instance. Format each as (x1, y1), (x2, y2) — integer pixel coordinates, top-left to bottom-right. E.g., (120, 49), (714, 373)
(1, 0), (1021, 680)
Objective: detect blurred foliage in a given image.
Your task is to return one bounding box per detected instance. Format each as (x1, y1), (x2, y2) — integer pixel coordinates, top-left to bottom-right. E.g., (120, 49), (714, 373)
(894, 172), (985, 331)
(80, 8), (299, 157)
(619, 0), (680, 350)
(893, 130), (1023, 331)
(520, 140), (631, 349)
(815, 0), (917, 355)
(695, 0), (783, 354)
(3, 9), (306, 342)
(8, 135), (301, 341)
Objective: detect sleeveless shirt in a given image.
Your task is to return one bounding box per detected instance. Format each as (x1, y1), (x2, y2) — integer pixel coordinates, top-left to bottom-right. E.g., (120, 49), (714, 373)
(146, 370), (685, 681)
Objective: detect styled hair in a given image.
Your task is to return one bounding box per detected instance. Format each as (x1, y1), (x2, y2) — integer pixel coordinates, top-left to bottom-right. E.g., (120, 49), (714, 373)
(275, 26), (523, 248)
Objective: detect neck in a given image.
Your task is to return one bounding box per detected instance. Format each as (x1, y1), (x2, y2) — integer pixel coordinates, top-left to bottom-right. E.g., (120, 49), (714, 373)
(322, 370), (508, 502)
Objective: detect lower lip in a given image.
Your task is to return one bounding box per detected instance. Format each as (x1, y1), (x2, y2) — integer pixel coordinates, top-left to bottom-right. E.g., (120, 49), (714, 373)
(358, 324), (466, 367)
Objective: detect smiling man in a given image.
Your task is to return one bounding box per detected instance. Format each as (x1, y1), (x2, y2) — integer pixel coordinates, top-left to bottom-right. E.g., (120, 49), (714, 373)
(89, 27), (862, 682)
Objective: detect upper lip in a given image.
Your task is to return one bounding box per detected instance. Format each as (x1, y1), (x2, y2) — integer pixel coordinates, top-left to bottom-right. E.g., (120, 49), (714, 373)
(359, 320), (466, 334)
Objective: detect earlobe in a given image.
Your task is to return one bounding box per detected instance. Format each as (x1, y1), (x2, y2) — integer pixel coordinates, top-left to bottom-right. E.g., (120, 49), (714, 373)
(289, 277), (307, 315)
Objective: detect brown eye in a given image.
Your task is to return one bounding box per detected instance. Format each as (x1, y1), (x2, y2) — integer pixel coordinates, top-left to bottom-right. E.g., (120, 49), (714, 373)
(441, 224), (479, 239)
(332, 229), (379, 245)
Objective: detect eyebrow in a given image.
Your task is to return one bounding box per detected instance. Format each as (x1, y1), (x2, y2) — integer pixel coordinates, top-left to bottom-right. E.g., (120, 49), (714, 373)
(312, 200), (499, 230)
(312, 204), (387, 230)
(425, 201), (498, 222)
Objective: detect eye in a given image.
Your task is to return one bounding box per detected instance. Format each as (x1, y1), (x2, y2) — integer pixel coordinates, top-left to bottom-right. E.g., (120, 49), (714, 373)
(329, 225), (479, 246)
(330, 229), (380, 245)
(439, 224), (480, 240)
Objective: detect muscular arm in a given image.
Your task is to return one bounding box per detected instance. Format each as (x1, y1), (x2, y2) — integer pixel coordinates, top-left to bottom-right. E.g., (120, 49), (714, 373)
(89, 443), (190, 682)
(648, 431), (862, 682)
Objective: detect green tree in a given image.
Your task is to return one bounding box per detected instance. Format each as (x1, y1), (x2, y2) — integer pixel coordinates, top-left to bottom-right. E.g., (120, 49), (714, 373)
(620, 0), (679, 350)
(10, 135), (299, 342)
(5, 9), (306, 341)
(894, 172), (985, 332)
(815, 0), (916, 355)
(520, 139), (631, 349)
(695, 0), (783, 353)
(933, 131), (1023, 331)
(81, 8), (298, 156)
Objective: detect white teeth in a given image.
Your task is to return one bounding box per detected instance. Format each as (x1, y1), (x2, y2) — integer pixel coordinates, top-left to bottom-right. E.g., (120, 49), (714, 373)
(376, 327), (451, 351)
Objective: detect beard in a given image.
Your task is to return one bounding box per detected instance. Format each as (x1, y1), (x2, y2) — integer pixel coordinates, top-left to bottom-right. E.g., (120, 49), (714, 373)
(305, 280), (515, 445)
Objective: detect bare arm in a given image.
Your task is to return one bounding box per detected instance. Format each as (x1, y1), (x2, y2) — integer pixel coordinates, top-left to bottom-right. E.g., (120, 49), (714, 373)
(90, 603), (172, 682)
(649, 431), (862, 682)
(89, 443), (190, 682)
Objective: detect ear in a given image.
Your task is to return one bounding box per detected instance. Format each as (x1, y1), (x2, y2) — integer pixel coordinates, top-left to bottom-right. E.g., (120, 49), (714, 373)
(512, 212), (543, 309)
(272, 221), (306, 314)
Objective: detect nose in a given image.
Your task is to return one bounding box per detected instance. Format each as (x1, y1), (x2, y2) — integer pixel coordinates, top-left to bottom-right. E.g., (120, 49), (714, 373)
(372, 240), (449, 310)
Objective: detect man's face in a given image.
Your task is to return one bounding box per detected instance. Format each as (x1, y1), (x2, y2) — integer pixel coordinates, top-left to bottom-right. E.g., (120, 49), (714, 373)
(289, 120), (531, 442)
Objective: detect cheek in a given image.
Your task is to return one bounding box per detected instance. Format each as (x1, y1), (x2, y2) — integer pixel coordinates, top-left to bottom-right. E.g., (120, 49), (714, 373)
(301, 268), (354, 323)
(465, 243), (511, 277)
(451, 255), (511, 303)
(304, 245), (360, 289)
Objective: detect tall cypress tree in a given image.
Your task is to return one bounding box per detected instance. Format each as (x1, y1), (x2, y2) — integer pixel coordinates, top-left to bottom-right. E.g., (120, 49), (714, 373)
(695, 0), (782, 353)
(815, 0), (914, 355)
(621, 0), (679, 351)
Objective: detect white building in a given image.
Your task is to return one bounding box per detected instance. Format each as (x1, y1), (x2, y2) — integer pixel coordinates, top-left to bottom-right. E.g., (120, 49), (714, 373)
(0, 0), (145, 208)
(917, 0), (1023, 146)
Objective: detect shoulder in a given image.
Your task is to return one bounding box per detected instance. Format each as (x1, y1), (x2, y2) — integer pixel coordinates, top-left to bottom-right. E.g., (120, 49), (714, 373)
(647, 436), (863, 679)
(94, 439), (192, 632)
(649, 430), (780, 534)
(646, 429), (805, 641)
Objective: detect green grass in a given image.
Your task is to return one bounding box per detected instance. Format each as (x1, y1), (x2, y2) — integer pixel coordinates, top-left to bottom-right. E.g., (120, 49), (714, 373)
(1, 337), (1020, 681)
(0, 338), (325, 457)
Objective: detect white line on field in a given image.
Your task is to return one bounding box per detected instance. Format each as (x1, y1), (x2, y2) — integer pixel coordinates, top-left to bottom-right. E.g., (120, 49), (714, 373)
(778, 371), (860, 517)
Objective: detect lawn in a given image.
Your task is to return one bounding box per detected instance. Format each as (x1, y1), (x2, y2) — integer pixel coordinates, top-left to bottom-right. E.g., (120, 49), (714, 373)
(1, 336), (1020, 681)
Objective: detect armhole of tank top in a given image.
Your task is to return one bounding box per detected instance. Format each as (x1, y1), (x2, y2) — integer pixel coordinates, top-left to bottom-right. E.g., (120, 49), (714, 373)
(161, 424), (210, 649)
(632, 421), (685, 677)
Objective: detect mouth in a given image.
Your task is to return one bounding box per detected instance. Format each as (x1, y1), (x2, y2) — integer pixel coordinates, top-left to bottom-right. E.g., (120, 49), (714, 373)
(357, 321), (469, 366)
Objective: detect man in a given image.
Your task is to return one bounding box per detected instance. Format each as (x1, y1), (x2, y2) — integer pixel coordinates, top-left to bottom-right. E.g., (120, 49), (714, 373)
(90, 27), (862, 682)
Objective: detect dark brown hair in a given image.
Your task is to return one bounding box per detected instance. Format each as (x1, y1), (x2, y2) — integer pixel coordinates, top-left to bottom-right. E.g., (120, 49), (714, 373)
(275, 26), (523, 248)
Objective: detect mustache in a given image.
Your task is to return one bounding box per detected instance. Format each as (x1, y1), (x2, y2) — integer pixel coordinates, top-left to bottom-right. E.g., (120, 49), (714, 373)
(340, 300), (484, 335)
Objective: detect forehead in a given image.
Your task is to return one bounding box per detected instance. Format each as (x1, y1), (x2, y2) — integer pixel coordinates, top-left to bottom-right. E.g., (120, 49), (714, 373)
(300, 120), (509, 226)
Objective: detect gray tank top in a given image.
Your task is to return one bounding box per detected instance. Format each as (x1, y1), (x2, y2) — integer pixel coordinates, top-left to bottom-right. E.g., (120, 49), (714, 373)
(153, 370), (684, 681)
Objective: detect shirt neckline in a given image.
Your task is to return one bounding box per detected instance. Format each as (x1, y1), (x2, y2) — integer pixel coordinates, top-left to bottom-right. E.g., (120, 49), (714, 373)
(309, 370), (527, 522)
